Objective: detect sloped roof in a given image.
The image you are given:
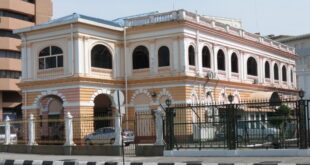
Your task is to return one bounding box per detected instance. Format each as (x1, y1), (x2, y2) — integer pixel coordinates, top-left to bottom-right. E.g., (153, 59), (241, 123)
(14, 13), (123, 34)
(40, 13), (121, 27)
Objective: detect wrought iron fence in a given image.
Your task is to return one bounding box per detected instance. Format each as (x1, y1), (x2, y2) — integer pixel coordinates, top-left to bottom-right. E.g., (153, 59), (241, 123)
(164, 99), (310, 150)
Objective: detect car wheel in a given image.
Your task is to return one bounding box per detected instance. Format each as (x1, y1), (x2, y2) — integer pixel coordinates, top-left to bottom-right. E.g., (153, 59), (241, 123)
(110, 138), (115, 144)
(85, 139), (92, 145)
(266, 135), (274, 142)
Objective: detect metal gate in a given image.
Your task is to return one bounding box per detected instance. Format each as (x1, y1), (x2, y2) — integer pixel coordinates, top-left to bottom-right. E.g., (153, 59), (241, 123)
(165, 99), (310, 150)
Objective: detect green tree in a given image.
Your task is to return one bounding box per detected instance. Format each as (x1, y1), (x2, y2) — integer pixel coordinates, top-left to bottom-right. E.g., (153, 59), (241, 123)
(268, 105), (292, 148)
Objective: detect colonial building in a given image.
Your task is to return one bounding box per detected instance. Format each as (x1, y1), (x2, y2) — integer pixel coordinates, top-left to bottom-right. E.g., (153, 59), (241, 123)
(14, 10), (298, 142)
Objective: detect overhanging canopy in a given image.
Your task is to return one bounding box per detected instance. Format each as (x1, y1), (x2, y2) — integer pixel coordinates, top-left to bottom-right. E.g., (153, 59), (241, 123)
(248, 92), (281, 106)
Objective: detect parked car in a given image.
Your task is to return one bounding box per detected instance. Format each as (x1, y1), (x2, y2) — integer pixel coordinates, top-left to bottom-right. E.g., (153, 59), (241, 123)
(84, 127), (134, 146)
(237, 121), (279, 142)
(0, 125), (17, 144)
(214, 121), (279, 142)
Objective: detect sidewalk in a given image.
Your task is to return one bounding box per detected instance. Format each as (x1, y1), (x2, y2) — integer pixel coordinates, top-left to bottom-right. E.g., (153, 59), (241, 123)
(1, 153), (310, 164)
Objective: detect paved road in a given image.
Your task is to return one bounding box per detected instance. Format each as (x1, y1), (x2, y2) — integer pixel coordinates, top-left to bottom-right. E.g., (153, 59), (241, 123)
(1, 153), (310, 163)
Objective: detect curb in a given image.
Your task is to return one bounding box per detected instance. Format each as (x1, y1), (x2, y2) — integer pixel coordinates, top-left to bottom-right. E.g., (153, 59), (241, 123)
(0, 160), (305, 165)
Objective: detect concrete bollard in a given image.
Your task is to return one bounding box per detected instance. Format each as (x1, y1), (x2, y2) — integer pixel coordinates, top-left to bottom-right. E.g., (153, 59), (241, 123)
(154, 109), (164, 145)
(4, 116), (11, 145)
(28, 114), (37, 145)
(64, 112), (75, 146)
(113, 114), (122, 146)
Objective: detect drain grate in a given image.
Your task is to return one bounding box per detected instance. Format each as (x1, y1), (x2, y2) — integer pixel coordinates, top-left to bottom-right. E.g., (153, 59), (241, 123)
(254, 161), (282, 165)
(183, 161), (203, 165)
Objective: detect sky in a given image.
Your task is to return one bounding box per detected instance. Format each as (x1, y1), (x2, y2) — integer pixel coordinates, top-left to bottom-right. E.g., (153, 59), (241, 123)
(53, 0), (310, 36)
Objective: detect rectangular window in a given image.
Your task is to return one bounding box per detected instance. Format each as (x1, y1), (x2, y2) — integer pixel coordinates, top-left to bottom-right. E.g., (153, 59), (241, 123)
(57, 56), (63, 67)
(39, 58), (45, 69)
(45, 57), (56, 69)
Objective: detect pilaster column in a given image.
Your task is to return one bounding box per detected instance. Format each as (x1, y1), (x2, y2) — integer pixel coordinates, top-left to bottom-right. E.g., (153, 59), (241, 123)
(149, 41), (157, 74)
(179, 39), (186, 72)
(258, 57), (263, 84)
(238, 52), (243, 81)
(126, 46), (133, 76)
(213, 46), (218, 74)
(172, 39), (179, 72)
(271, 61), (275, 84)
(279, 64), (283, 86)
(227, 49), (232, 80)
(75, 37), (85, 76)
(196, 30), (202, 75)
(82, 36), (90, 76)
(114, 46), (121, 78)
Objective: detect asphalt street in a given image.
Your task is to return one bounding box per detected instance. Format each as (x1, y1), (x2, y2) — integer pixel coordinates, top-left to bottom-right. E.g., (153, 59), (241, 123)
(1, 153), (310, 164)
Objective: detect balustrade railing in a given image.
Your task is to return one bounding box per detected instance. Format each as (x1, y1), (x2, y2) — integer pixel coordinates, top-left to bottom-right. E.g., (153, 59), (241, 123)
(124, 9), (295, 54)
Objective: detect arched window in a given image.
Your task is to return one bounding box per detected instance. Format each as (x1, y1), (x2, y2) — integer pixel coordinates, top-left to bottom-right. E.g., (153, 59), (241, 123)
(133, 46), (149, 69)
(231, 53), (238, 73)
(247, 57), (257, 76)
(158, 46), (170, 67)
(91, 45), (112, 69)
(265, 61), (270, 78)
(282, 66), (287, 82)
(217, 49), (225, 71)
(274, 64), (279, 80)
(39, 46), (63, 69)
(188, 45), (195, 66)
(202, 46), (210, 68)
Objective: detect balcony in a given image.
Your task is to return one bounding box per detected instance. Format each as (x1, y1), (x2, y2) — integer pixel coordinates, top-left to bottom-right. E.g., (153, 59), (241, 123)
(0, 0), (35, 16)
(0, 58), (21, 71)
(0, 37), (21, 51)
(0, 78), (20, 91)
(0, 16), (34, 30)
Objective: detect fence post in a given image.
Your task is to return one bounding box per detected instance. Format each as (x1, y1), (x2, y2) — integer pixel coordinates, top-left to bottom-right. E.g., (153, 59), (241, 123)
(154, 109), (164, 145)
(226, 104), (236, 150)
(4, 116), (11, 145)
(298, 100), (308, 149)
(64, 112), (75, 146)
(28, 114), (37, 145)
(166, 107), (175, 150)
(113, 114), (122, 146)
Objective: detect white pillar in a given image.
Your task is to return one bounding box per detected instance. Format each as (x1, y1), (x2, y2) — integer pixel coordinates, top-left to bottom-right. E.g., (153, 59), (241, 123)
(172, 39), (179, 72)
(64, 112), (75, 146)
(113, 114), (122, 146)
(28, 114), (37, 145)
(4, 116), (11, 145)
(154, 109), (164, 145)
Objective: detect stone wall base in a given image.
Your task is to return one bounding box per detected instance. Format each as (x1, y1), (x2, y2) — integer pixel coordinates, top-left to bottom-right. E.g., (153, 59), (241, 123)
(135, 144), (164, 156)
(0, 145), (122, 156)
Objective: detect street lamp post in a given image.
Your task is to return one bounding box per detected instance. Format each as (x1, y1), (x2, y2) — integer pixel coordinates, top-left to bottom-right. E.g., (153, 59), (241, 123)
(299, 89), (305, 100)
(228, 94), (234, 104)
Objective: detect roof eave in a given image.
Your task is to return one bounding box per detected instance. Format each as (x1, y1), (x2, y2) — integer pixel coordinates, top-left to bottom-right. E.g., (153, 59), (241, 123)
(14, 17), (123, 34)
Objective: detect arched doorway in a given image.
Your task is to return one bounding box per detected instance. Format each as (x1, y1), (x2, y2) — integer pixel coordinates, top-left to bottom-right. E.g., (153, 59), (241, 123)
(39, 95), (64, 144)
(93, 94), (113, 130)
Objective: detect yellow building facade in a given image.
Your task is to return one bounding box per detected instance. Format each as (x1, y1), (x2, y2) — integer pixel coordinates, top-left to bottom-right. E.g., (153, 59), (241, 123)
(15, 10), (298, 143)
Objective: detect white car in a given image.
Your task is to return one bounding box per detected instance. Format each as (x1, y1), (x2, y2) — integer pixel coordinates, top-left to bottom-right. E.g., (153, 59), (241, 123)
(84, 127), (134, 146)
(237, 121), (279, 142)
(0, 125), (17, 144)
